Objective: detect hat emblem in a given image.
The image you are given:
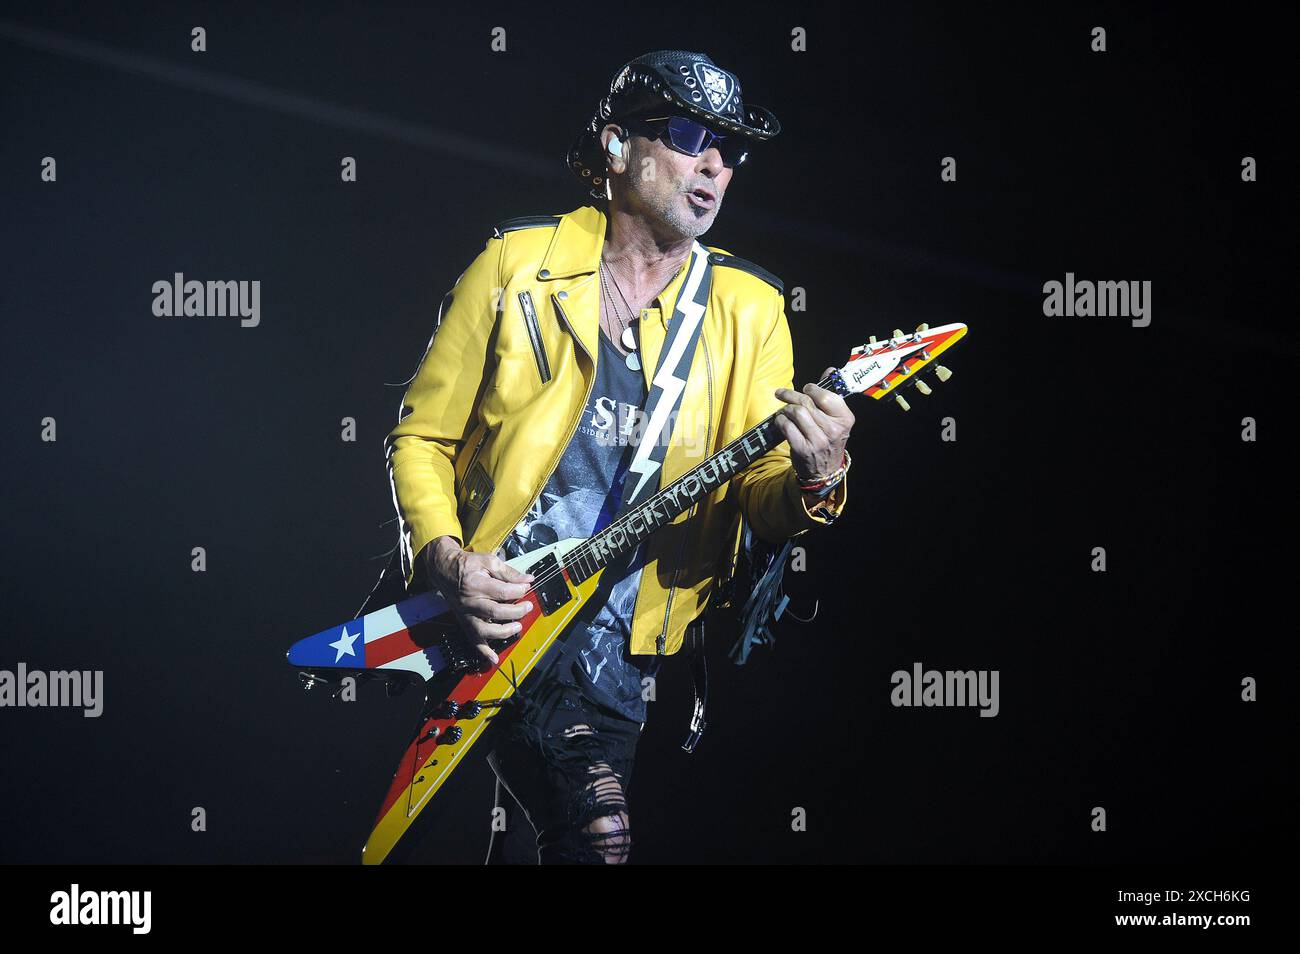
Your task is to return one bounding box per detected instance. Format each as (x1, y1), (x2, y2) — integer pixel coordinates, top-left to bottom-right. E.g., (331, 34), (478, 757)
(692, 62), (736, 114)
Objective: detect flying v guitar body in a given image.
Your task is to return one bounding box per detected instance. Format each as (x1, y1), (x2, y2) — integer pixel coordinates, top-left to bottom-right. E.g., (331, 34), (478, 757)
(286, 537), (601, 865)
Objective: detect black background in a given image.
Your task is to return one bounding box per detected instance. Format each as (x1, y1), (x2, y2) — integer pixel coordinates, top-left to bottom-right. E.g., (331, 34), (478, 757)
(0, 1), (1291, 865)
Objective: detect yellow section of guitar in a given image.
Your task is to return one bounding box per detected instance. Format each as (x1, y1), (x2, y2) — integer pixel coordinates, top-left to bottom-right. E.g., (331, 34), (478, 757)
(362, 565), (606, 865)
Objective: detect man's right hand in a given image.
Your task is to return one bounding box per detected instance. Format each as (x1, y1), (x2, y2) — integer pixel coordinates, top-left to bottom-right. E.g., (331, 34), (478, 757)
(424, 535), (534, 667)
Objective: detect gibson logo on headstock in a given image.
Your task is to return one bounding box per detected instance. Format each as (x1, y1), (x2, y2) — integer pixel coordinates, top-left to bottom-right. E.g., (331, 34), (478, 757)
(850, 360), (881, 385)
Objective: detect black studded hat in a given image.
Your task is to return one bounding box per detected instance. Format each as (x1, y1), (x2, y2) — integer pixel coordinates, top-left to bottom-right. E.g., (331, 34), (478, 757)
(567, 50), (781, 199)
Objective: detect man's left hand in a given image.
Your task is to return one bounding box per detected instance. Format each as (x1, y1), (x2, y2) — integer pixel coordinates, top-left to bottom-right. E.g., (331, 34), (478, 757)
(773, 367), (854, 482)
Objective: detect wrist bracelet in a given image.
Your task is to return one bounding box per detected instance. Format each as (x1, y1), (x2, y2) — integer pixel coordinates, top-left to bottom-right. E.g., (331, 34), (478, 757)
(803, 481), (838, 500)
(803, 471), (844, 496)
(797, 450), (851, 491)
(796, 454), (842, 489)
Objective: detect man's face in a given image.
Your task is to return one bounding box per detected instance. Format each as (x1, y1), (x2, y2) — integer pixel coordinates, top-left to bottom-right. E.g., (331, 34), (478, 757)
(609, 119), (735, 240)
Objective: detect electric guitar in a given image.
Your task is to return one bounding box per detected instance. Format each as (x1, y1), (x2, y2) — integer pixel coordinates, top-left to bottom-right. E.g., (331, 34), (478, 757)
(287, 322), (968, 863)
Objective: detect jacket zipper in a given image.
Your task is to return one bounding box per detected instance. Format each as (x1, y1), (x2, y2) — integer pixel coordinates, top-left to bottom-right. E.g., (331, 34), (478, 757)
(517, 290), (552, 384)
(480, 291), (596, 559)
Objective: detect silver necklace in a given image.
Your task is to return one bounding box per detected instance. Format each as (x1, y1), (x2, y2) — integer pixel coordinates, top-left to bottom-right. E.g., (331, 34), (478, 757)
(599, 258), (642, 371)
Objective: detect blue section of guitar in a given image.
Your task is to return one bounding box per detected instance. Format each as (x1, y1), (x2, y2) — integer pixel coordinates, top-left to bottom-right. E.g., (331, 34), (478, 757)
(286, 589), (450, 672)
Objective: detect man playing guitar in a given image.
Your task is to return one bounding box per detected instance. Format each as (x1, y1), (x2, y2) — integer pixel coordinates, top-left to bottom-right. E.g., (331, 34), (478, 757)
(385, 50), (853, 863)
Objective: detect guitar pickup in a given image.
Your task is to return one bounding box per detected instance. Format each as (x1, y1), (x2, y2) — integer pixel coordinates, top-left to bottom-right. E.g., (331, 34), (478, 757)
(527, 552), (571, 615)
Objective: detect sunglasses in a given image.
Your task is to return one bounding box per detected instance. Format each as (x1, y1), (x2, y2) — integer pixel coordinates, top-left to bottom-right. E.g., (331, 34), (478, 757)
(626, 115), (750, 168)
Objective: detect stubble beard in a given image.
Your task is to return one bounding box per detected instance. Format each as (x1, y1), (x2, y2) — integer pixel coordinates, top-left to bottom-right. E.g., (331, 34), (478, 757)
(637, 178), (718, 241)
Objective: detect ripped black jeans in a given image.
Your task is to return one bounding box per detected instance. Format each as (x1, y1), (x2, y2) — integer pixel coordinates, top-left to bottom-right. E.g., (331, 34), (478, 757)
(485, 674), (643, 865)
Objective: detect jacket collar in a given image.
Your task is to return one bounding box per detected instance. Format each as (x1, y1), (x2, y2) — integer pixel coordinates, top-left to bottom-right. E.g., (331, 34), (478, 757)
(537, 205), (708, 402)
(536, 204), (606, 281)
(538, 204), (694, 331)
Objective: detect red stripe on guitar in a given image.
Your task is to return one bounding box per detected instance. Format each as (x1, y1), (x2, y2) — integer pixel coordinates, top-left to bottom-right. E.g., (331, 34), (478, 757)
(374, 592), (545, 822)
(364, 628), (420, 667)
(366, 615), (470, 669)
(866, 330), (958, 396)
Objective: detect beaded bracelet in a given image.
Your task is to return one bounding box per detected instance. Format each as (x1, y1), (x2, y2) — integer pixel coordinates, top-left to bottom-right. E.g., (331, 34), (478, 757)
(797, 449), (851, 492)
(795, 447), (847, 493)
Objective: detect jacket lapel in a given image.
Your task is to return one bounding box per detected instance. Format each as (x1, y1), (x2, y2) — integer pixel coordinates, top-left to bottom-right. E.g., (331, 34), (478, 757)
(539, 205), (603, 364)
(539, 206), (703, 460)
(552, 273), (599, 365)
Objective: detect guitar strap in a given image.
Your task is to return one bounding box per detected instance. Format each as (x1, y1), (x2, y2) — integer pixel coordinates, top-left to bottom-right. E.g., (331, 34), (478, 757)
(615, 238), (714, 511)
(549, 241), (714, 708)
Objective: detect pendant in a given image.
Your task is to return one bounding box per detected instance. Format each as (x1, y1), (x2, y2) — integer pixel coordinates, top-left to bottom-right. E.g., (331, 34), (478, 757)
(621, 325), (637, 351)
(625, 351), (641, 372)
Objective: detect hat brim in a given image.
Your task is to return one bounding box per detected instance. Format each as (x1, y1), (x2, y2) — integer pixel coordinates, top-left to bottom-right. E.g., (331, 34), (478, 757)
(615, 96), (780, 143)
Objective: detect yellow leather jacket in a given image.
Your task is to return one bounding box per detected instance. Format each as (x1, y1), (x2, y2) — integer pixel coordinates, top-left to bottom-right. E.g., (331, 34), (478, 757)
(385, 203), (847, 656)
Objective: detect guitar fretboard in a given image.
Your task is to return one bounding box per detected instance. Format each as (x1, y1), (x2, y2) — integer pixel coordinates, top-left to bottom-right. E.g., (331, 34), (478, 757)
(563, 414), (784, 584)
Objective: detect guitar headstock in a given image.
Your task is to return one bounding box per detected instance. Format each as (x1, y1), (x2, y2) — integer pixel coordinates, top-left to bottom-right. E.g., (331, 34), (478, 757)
(826, 322), (968, 411)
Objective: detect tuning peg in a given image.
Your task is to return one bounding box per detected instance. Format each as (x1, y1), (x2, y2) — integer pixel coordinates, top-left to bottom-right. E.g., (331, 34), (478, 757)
(916, 323), (929, 333)
(892, 328), (904, 339)
(934, 365), (952, 382)
(894, 394), (911, 411)
(914, 379), (932, 396)
(868, 335), (877, 344)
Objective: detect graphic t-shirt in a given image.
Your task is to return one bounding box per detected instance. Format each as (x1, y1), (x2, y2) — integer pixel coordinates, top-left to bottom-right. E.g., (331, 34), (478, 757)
(498, 328), (659, 722)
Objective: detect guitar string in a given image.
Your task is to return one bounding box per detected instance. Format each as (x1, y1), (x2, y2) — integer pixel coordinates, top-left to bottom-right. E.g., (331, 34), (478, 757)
(498, 370), (839, 598)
